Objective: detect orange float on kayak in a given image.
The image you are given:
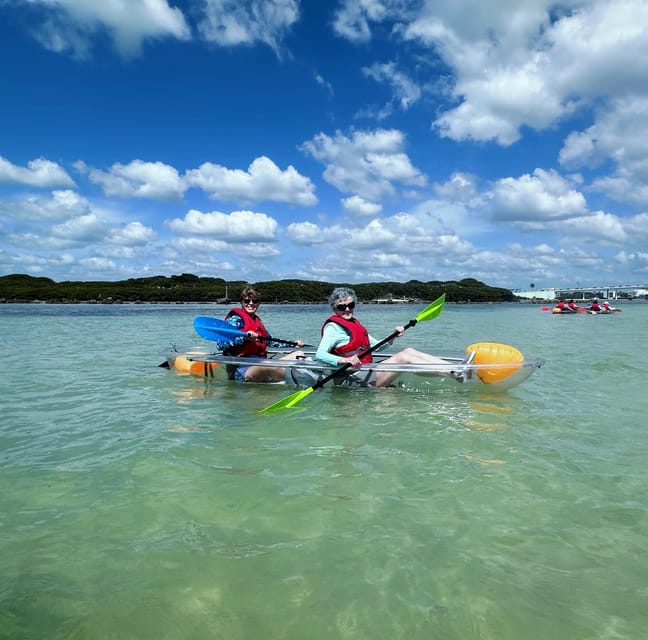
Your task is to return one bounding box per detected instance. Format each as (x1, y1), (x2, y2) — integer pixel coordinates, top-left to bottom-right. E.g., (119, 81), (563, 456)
(466, 342), (524, 384)
(173, 354), (220, 377)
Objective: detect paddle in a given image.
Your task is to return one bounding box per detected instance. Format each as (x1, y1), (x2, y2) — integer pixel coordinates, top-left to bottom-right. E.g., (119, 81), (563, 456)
(258, 294), (446, 413)
(193, 316), (312, 348)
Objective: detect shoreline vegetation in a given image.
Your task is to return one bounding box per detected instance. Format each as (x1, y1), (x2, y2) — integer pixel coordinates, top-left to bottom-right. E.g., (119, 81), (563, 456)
(0, 273), (520, 305)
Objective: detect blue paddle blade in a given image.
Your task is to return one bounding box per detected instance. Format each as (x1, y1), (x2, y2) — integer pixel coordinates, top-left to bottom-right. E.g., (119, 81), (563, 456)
(194, 316), (246, 342)
(193, 316), (311, 347)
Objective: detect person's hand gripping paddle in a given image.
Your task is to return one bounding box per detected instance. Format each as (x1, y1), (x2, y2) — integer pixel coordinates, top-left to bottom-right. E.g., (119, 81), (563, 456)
(194, 316), (311, 348)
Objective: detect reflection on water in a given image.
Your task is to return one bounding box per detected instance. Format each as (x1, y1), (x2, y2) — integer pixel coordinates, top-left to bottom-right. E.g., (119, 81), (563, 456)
(464, 454), (506, 465)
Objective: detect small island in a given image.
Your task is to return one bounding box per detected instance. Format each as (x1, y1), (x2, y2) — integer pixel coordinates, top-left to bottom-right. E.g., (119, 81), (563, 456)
(0, 273), (516, 304)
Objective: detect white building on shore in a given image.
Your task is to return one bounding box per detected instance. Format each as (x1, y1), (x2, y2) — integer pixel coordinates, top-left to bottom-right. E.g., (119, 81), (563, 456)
(512, 285), (648, 301)
(511, 288), (557, 301)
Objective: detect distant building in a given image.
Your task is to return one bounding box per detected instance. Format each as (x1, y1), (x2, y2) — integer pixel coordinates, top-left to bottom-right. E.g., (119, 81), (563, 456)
(512, 288), (557, 301)
(512, 285), (648, 301)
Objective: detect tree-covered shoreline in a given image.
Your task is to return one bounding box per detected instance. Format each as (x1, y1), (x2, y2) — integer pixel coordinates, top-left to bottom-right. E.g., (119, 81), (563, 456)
(0, 273), (516, 304)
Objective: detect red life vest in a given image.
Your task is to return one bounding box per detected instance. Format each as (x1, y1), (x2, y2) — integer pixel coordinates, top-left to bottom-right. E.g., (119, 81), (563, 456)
(223, 308), (268, 357)
(321, 315), (373, 363)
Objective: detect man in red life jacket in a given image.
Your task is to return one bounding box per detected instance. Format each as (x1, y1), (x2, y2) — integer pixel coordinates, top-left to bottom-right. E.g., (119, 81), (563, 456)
(314, 287), (473, 386)
(222, 286), (304, 382)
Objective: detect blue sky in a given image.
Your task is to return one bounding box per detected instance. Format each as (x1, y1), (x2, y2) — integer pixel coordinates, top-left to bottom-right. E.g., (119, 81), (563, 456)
(1, 0), (647, 290)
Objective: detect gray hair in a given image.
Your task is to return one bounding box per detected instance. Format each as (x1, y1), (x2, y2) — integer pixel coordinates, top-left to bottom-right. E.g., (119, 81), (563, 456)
(328, 287), (357, 308)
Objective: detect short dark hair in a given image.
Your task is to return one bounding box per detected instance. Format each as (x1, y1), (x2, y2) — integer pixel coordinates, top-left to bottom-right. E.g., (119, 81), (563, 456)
(241, 286), (260, 301)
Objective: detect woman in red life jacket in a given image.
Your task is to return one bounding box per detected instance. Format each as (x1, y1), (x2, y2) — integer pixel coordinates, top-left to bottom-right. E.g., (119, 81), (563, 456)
(554, 300), (576, 313)
(589, 299), (602, 312)
(314, 287), (472, 387)
(222, 286), (304, 382)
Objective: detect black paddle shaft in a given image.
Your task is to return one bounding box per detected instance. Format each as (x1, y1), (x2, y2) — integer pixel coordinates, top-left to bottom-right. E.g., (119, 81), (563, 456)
(254, 335), (307, 348)
(311, 318), (418, 391)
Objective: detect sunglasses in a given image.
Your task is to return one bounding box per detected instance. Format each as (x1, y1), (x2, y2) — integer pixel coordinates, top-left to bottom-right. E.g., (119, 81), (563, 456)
(242, 298), (260, 305)
(335, 301), (355, 312)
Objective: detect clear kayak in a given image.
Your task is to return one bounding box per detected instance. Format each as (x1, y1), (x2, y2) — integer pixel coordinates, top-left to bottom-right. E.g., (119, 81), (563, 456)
(161, 341), (545, 392)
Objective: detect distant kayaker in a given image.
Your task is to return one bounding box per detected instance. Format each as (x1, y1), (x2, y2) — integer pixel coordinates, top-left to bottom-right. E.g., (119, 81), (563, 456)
(554, 300), (576, 313)
(222, 286), (305, 382)
(589, 299), (601, 312)
(567, 300), (580, 312)
(314, 287), (473, 386)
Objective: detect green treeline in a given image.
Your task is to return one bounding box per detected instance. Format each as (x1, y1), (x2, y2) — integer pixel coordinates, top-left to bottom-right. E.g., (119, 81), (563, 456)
(0, 273), (515, 304)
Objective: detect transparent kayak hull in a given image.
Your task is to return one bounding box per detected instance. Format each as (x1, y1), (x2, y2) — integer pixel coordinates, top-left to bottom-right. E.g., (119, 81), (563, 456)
(161, 343), (544, 392)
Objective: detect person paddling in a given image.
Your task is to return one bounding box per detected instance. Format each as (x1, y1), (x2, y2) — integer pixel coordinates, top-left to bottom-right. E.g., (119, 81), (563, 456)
(553, 300), (576, 313)
(314, 287), (473, 386)
(221, 286), (305, 382)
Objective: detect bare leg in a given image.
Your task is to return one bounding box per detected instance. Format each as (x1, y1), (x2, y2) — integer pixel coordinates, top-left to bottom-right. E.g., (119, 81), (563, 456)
(243, 350), (304, 383)
(373, 347), (454, 387)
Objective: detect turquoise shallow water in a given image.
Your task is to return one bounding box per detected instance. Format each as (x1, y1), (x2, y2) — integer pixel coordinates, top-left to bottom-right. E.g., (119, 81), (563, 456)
(1, 301), (647, 639)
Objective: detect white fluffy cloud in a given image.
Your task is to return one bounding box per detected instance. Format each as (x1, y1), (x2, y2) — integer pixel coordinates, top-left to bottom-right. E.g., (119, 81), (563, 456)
(560, 210), (627, 244)
(302, 128), (426, 201)
(0, 156), (75, 188)
(560, 97), (648, 206)
(198, 0), (299, 54)
(82, 156), (317, 205)
(341, 195), (383, 217)
(285, 221), (326, 245)
(185, 156), (317, 206)
(0, 190), (90, 221)
(166, 208), (278, 242)
(288, 211), (472, 256)
(335, 1), (648, 146)
(491, 169), (589, 223)
(0, 188), (155, 256)
(21, 0), (190, 58)
(49, 213), (109, 246)
(107, 221), (156, 246)
(88, 160), (186, 201)
(170, 237), (231, 254)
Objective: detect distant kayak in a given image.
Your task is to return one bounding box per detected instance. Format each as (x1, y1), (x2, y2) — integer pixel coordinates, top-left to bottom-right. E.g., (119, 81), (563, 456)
(541, 306), (621, 314)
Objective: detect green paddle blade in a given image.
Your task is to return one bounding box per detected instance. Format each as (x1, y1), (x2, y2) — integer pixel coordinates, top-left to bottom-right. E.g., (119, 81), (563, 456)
(258, 386), (314, 413)
(415, 293), (445, 323)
